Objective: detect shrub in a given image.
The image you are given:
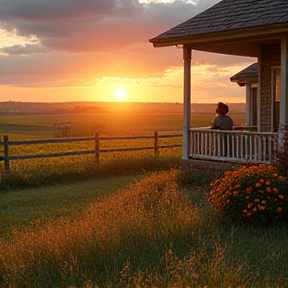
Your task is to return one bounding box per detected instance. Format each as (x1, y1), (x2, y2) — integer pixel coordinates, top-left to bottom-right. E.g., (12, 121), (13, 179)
(208, 164), (288, 224)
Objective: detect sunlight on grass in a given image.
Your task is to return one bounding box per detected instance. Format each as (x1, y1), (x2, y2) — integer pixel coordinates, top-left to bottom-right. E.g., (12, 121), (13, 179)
(1, 169), (288, 288)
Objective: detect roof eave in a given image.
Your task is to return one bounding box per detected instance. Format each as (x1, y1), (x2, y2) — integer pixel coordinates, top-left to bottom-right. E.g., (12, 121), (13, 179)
(150, 23), (288, 48)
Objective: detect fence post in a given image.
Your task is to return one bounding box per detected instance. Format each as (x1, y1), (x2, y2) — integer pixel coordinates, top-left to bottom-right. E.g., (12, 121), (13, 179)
(3, 135), (9, 172)
(95, 132), (100, 163)
(154, 131), (159, 156)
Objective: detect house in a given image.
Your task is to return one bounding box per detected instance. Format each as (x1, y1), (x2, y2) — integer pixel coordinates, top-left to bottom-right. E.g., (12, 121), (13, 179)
(149, 0), (288, 169)
(230, 63), (259, 130)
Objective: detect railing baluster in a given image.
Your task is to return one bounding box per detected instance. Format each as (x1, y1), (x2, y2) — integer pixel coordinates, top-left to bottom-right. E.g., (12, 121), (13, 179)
(188, 128), (278, 164)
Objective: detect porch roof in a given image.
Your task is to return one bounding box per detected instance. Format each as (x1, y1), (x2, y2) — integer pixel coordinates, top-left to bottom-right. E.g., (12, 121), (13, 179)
(149, 0), (288, 57)
(230, 62), (258, 86)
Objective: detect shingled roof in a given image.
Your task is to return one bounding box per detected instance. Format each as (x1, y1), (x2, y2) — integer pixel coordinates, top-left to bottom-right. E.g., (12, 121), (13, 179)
(230, 62), (258, 86)
(150, 0), (288, 49)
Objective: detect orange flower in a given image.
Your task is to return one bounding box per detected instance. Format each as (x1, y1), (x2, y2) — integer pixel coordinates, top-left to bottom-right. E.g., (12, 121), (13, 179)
(255, 183), (261, 188)
(266, 181), (271, 185)
(246, 196), (250, 199)
(278, 195), (284, 199)
(278, 176), (284, 181)
(260, 179), (265, 183)
(246, 212), (252, 217)
(273, 187), (278, 193)
(262, 200), (267, 204)
(272, 173), (278, 178)
(277, 207), (283, 213)
(254, 199), (260, 203)
(247, 203), (253, 208)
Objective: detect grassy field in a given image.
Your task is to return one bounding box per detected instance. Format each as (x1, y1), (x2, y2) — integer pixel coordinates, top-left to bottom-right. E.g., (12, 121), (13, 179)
(1, 169), (288, 288)
(6, 111), (287, 287)
(0, 112), (246, 139)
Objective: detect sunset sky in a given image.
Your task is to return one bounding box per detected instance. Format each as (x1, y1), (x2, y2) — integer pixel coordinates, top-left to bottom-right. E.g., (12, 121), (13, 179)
(0, 0), (257, 103)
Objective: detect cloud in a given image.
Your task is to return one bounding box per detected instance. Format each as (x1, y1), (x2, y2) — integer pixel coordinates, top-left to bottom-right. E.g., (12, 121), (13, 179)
(0, 0), (255, 104)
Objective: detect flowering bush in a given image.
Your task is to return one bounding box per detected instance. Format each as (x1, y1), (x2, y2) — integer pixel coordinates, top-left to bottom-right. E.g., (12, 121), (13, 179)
(208, 164), (288, 224)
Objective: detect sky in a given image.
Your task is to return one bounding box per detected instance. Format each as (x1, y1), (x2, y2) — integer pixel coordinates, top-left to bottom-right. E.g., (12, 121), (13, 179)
(0, 0), (257, 103)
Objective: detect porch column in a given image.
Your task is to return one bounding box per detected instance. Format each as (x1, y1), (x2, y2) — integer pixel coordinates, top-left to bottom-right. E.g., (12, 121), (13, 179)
(279, 35), (288, 150)
(182, 45), (192, 160)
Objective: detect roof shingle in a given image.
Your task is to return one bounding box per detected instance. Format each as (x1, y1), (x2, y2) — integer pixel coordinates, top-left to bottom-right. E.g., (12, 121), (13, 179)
(150, 0), (288, 43)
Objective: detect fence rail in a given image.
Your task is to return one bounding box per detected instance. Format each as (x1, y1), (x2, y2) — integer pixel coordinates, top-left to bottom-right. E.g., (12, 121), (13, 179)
(0, 132), (182, 171)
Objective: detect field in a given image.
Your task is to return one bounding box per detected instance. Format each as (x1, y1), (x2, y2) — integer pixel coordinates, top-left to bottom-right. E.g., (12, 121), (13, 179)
(5, 109), (288, 287)
(0, 111), (246, 139)
(1, 169), (288, 288)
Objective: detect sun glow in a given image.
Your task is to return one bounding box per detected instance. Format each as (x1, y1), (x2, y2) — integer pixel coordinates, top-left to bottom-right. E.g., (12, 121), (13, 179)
(114, 88), (127, 100)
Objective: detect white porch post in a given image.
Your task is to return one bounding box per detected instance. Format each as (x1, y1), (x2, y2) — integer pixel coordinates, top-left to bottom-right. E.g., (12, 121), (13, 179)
(279, 35), (288, 150)
(245, 83), (251, 126)
(182, 45), (192, 160)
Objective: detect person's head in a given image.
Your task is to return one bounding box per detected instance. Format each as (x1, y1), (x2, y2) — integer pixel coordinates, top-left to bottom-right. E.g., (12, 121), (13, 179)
(216, 102), (229, 115)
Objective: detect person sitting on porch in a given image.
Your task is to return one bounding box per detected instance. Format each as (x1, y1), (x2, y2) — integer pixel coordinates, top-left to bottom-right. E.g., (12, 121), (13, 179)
(210, 102), (233, 130)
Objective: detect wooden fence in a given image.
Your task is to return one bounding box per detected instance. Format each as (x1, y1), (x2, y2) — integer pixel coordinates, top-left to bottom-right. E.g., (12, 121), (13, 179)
(0, 132), (182, 172)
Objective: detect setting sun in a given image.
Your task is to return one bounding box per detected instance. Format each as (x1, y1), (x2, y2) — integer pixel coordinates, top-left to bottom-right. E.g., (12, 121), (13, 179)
(114, 88), (127, 100)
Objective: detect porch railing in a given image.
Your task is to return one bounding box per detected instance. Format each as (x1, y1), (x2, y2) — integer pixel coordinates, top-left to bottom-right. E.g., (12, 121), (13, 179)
(189, 128), (278, 164)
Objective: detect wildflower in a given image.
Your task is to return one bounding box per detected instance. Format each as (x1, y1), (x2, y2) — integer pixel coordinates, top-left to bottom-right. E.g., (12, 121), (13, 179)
(246, 187), (252, 192)
(260, 179), (265, 183)
(246, 212), (252, 217)
(277, 207), (283, 213)
(262, 200), (267, 204)
(266, 181), (271, 185)
(254, 199), (260, 203)
(273, 187), (278, 193)
(278, 195), (284, 199)
(278, 176), (284, 181)
(255, 183), (261, 188)
(246, 195), (250, 199)
(272, 173), (278, 177)
(247, 203), (253, 208)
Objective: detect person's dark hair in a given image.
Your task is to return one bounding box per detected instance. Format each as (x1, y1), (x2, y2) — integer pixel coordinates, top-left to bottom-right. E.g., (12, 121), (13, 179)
(217, 102), (229, 115)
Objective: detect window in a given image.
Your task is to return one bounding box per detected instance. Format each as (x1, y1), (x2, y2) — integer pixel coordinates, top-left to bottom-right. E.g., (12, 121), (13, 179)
(272, 68), (280, 132)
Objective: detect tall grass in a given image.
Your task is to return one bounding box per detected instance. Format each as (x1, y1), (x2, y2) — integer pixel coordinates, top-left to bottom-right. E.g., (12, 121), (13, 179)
(1, 169), (288, 288)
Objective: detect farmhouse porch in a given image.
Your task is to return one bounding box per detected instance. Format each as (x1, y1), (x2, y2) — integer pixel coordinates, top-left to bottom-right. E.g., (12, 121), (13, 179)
(149, 0), (288, 169)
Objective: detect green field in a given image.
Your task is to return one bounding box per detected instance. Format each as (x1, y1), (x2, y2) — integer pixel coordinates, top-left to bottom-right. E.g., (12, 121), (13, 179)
(1, 169), (288, 288)
(0, 112), (246, 139)
(1, 110), (288, 288)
